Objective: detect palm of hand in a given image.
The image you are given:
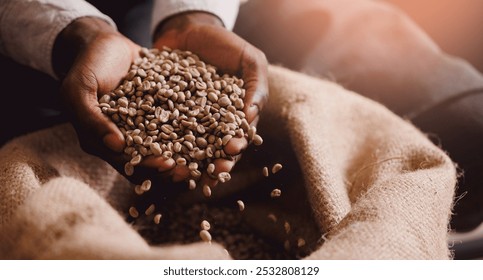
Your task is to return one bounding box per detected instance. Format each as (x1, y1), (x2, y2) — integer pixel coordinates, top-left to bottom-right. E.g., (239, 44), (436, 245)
(61, 33), (141, 177)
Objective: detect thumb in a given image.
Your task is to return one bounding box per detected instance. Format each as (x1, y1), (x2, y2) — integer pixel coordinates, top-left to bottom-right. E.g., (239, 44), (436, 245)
(240, 50), (269, 125)
(61, 71), (125, 154)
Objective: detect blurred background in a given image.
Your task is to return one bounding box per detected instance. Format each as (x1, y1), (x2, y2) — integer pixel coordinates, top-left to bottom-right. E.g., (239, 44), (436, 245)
(384, 0), (483, 259)
(385, 0), (483, 73)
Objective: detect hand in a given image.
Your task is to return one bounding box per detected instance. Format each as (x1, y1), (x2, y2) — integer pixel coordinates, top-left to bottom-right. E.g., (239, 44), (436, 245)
(153, 12), (269, 189)
(54, 17), (175, 184)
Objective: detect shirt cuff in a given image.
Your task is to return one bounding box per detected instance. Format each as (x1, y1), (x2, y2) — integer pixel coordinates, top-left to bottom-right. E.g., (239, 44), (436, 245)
(0, 0), (116, 79)
(151, 0), (239, 36)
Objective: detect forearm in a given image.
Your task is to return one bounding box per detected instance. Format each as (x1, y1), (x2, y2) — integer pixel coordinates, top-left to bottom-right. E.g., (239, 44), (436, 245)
(0, 0), (115, 79)
(150, 0), (240, 39)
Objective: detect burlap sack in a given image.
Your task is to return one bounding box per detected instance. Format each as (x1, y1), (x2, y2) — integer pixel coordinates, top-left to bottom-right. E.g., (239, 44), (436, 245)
(0, 66), (456, 259)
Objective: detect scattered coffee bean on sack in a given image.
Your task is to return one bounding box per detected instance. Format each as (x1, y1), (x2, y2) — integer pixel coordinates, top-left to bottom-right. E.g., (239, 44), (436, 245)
(236, 200), (245, 211)
(271, 188), (282, 198)
(153, 213), (162, 224)
(136, 203), (308, 259)
(201, 220), (211, 231)
(284, 221), (291, 234)
(271, 163), (283, 174)
(262, 166), (269, 177)
(297, 238), (306, 248)
(199, 229), (212, 243)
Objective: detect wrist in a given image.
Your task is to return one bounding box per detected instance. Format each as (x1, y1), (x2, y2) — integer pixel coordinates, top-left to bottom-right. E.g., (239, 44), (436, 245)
(153, 12), (224, 43)
(52, 17), (117, 79)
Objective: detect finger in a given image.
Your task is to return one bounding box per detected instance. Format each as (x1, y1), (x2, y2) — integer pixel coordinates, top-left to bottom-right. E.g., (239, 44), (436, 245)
(127, 157), (178, 185)
(62, 70), (125, 154)
(240, 50), (269, 124)
(224, 136), (247, 156)
(140, 156), (176, 172)
(171, 165), (191, 182)
(248, 115), (260, 128)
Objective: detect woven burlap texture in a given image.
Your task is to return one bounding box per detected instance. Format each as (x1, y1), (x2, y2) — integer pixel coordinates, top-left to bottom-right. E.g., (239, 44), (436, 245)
(0, 66), (456, 259)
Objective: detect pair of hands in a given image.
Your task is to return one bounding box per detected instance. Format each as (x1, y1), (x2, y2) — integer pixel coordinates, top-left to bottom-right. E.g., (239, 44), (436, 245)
(54, 13), (268, 190)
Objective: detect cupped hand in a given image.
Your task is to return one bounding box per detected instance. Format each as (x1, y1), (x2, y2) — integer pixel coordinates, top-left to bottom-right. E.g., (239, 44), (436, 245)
(152, 12), (269, 190)
(55, 18), (175, 184)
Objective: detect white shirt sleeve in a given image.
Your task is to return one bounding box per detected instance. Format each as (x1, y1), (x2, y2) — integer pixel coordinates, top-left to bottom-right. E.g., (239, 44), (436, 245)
(151, 0), (240, 35)
(0, 0), (116, 79)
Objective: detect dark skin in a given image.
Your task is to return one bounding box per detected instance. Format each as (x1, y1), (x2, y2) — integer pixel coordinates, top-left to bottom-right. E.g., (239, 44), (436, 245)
(54, 13), (268, 189)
